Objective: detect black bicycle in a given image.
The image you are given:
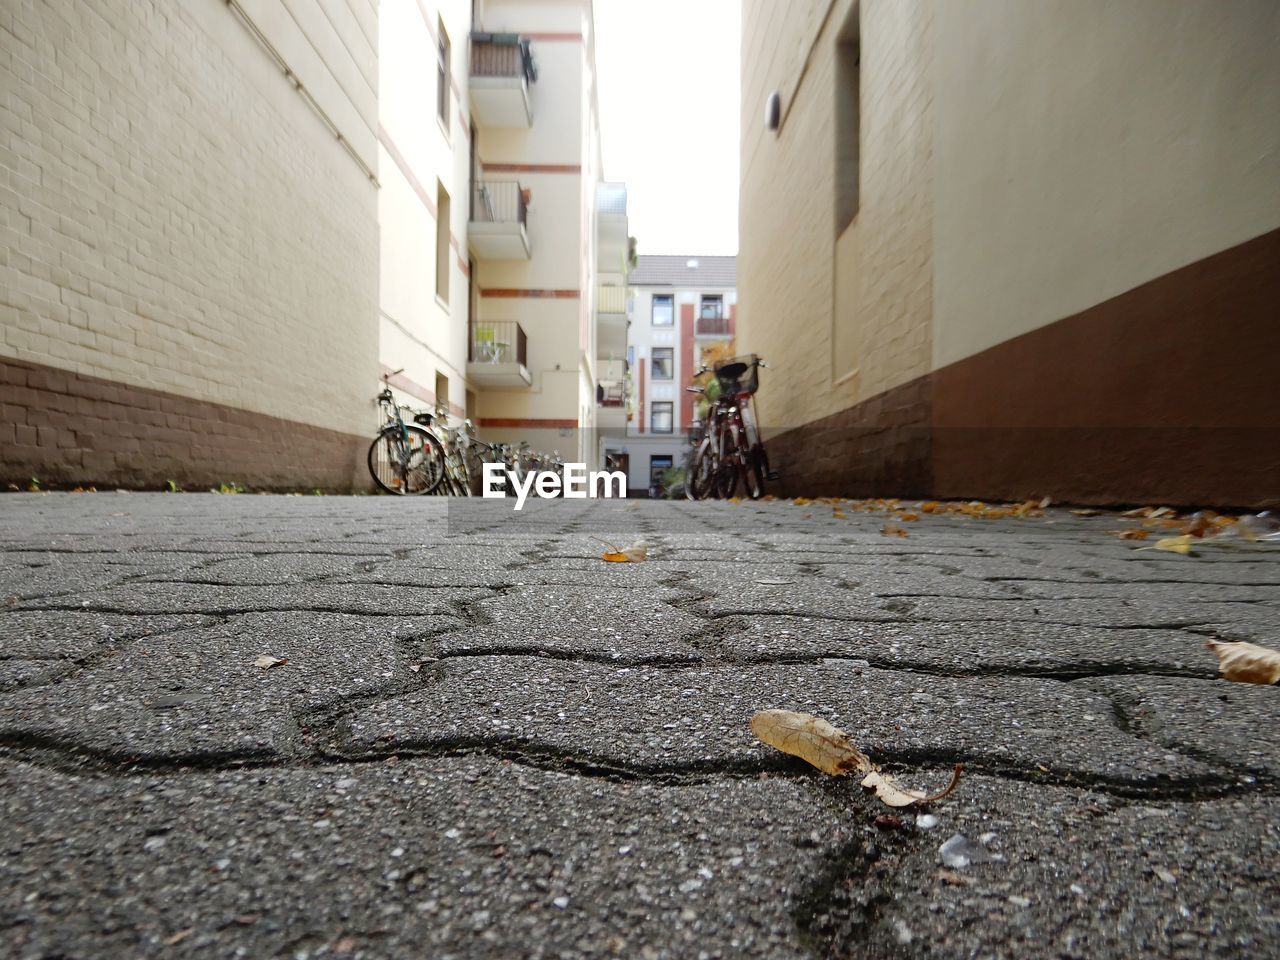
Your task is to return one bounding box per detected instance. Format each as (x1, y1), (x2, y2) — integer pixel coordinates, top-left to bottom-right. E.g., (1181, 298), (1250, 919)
(368, 371), (447, 495)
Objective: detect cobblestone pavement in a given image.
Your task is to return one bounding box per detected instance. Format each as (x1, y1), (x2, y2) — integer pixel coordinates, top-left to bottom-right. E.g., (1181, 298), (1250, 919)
(1, 493), (1277, 959)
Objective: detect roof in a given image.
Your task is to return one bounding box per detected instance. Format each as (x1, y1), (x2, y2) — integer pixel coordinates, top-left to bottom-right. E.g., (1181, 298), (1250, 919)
(627, 255), (736, 289)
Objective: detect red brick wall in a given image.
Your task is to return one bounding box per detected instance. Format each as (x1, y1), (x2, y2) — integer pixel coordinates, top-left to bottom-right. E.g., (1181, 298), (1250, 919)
(679, 303), (695, 431)
(1, 357), (369, 492)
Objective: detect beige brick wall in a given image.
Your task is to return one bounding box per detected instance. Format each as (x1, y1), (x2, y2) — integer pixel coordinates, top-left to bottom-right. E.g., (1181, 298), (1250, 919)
(739, 0), (934, 431)
(0, 0), (379, 438)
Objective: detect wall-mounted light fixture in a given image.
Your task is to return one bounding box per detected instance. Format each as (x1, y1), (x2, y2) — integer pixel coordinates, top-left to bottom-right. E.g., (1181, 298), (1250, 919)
(765, 91), (781, 132)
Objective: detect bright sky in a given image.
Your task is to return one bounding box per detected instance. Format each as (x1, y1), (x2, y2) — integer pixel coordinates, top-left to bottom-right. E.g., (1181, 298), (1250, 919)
(594, 0), (740, 257)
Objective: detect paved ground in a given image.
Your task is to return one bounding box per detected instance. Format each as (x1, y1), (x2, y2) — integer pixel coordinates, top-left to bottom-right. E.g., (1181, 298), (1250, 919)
(0, 493), (1277, 959)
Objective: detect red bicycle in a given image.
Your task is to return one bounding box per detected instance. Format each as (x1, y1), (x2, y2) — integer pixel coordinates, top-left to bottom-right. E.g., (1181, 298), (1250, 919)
(686, 355), (774, 500)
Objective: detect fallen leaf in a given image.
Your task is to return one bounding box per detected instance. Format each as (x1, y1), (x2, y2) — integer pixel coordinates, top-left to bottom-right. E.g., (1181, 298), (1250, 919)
(831, 509), (847, 519)
(594, 538), (648, 563)
(164, 929), (194, 946)
(881, 523), (910, 538)
(749, 709), (869, 775)
(1148, 535), (1194, 555)
(1038, 496), (1053, 509)
(1204, 640), (1280, 685)
(253, 655), (287, 670)
(1070, 508), (1103, 517)
(1115, 528), (1151, 541)
(749, 710), (962, 807)
(332, 936), (357, 955)
(793, 497), (813, 506)
(897, 512), (920, 522)
(861, 767), (962, 808)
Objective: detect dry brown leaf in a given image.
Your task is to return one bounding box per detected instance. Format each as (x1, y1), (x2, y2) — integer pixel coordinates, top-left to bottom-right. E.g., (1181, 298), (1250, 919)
(1114, 528), (1150, 541)
(861, 767), (963, 808)
(881, 523), (910, 539)
(897, 512), (920, 522)
(749, 710), (962, 807)
(253, 654), (287, 670)
(749, 709), (870, 775)
(1204, 640), (1280, 685)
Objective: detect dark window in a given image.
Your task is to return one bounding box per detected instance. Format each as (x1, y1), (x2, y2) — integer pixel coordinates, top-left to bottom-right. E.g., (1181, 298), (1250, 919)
(651, 401), (673, 434)
(699, 295), (723, 320)
(651, 347), (673, 380)
(651, 294), (674, 326)
(437, 20), (451, 131)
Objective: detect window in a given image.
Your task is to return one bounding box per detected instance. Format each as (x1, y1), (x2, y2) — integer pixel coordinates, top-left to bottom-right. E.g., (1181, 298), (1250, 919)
(699, 295), (723, 320)
(835, 6), (860, 233)
(649, 455), (673, 495)
(434, 372), (449, 414)
(650, 401), (673, 434)
(651, 347), (673, 380)
(651, 294), (674, 326)
(436, 181), (451, 301)
(437, 19), (451, 131)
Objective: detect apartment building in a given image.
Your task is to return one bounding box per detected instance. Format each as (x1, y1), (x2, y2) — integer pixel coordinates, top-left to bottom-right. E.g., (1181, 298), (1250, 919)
(1, 0), (381, 490)
(2, 0), (624, 489)
(739, 0), (1280, 507)
(376, 0), (474, 426)
(463, 0), (626, 467)
(599, 255), (737, 495)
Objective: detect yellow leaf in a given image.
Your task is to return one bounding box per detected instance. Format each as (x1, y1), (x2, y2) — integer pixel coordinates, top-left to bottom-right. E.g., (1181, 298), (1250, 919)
(1204, 640), (1280, 685)
(793, 497), (813, 506)
(749, 710), (963, 807)
(881, 523), (910, 538)
(1149, 535), (1194, 555)
(596, 538), (647, 563)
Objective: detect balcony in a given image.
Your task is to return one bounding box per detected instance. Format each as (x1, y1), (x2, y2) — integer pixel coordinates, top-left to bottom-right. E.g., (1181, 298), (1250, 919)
(470, 34), (535, 127)
(596, 182), (628, 272)
(597, 379), (627, 407)
(466, 320), (531, 388)
(695, 314), (731, 337)
(597, 284), (628, 357)
(469, 181), (530, 260)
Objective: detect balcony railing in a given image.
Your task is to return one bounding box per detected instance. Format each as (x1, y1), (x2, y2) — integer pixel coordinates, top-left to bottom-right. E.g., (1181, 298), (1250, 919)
(597, 379), (627, 407)
(695, 315), (731, 336)
(470, 34), (536, 83)
(597, 285), (627, 314)
(472, 180), (527, 226)
(469, 320), (528, 366)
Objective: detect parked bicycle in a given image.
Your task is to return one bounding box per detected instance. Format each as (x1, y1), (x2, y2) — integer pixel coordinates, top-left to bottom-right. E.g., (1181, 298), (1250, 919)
(368, 375), (570, 497)
(368, 371), (447, 495)
(685, 355), (775, 500)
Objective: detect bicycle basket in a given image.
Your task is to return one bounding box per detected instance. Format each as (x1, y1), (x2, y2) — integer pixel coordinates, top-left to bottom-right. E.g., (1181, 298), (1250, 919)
(714, 355), (759, 396)
(413, 411), (435, 426)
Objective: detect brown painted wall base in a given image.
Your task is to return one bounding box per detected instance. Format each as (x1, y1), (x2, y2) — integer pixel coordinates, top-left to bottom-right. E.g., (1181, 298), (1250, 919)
(769, 227), (1280, 509)
(1, 357), (370, 492)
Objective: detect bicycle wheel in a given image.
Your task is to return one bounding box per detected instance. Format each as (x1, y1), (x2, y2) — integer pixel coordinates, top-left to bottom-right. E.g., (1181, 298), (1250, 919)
(368, 426), (446, 495)
(686, 439), (716, 500)
(714, 423), (741, 499)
